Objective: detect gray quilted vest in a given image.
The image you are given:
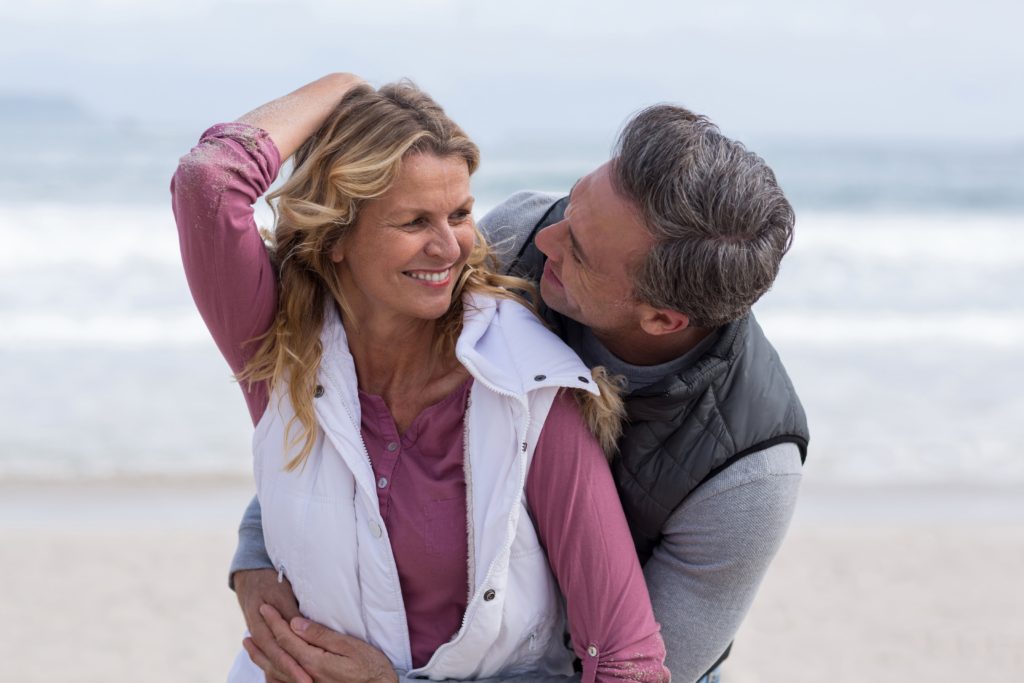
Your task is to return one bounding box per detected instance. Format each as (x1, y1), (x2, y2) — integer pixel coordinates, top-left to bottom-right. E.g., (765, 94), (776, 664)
(509, 196), (810, 563)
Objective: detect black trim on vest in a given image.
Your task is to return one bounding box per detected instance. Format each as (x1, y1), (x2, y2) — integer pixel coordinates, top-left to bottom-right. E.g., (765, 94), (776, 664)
(508, 196), (567, 275)
(701, 642), (732, 681)
(699, 434), (810, 490)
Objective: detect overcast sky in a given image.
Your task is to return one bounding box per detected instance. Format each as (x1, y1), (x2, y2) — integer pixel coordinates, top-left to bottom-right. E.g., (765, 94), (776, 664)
(2, 0), (1021, 144)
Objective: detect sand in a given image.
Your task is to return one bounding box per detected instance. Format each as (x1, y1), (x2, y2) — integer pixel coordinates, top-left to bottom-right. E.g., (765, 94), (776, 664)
(1, 480), (1022, 683)
(723, 486), (1024, 682)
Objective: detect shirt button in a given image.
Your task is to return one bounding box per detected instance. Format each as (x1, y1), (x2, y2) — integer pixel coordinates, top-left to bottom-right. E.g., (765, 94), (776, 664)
(369, 521), (383, 538)
(377, 476), (388, 489)
(577, 375), (590, 384)
(313, 384), (325, 398)
(533, 374), (546, 381)
(587, 645), (598, 657)
(483, 589), (496, 601)
(386, 441), (398, 452)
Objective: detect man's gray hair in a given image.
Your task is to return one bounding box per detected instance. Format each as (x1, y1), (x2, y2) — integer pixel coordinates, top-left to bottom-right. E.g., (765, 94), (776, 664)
(611, 105), (795, 329)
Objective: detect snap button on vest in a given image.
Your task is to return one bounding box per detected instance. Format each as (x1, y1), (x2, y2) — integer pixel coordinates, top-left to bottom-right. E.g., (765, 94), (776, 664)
(587, 645), (598, 657)
(314, 384), (324, 398)
(483, 589), (496, 601)
(369, 521), (383, 538)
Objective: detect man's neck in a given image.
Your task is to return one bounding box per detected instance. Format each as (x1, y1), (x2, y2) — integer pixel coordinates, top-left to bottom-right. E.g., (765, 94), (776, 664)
(593, 324), (715, 367)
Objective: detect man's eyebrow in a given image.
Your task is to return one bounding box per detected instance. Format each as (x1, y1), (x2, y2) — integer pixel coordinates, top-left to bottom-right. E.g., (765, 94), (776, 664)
(568, 226), (589, 267)
(565, 178), (589, 266)
(569, 223), (593, 268)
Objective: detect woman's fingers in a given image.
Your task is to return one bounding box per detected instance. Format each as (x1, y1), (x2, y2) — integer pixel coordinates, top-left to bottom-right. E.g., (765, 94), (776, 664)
(289, 617), (360, 654)
(261, 604), (328, 674)
(242, 636), (309, 683)
(289, 618), (399, 683)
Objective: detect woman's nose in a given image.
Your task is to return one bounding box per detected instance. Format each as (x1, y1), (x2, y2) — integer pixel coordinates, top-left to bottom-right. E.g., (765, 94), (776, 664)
(426, 222), (461, 261)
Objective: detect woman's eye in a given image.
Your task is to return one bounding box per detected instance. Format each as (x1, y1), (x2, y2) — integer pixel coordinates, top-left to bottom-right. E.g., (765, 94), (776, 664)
(404, 217), (427, 227)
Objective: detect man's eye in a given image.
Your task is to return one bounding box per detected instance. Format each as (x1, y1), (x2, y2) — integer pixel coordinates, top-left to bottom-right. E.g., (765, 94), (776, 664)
(450, 210), (471, 222)
(404, 217), (427, 227)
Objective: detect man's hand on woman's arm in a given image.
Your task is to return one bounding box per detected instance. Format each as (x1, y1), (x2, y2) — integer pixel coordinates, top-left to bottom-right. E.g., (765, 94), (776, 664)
(235, 569), (306, 683)
(232, 497), (575, 683)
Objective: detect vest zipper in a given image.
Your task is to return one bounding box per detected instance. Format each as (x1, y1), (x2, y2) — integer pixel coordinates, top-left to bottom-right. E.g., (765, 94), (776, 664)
(321, 364), (416, 671)
(409, 357), (533, 673)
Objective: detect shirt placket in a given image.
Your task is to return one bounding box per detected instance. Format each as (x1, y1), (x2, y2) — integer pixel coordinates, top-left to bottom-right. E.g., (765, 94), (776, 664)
(373, 432), (401, 522)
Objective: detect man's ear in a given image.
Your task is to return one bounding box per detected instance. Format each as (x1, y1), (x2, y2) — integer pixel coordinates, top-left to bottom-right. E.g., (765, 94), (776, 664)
(638, 304), (689, 336)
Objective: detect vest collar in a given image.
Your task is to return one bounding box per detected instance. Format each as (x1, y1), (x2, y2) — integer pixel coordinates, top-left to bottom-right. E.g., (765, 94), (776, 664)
(456, 293), (599, 400)
(316, 294), (598, 406)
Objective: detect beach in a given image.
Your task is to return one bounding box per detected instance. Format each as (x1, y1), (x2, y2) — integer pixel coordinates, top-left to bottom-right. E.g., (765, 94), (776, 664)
(2, 478), (1021, 683)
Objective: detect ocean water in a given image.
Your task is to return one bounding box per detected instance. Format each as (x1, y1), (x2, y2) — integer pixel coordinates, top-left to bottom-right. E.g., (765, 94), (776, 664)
(2, 120), (1023, 483)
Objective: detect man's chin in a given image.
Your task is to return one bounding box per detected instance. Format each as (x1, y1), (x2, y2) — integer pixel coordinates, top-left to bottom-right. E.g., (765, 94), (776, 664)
(538, 285), (582, 324)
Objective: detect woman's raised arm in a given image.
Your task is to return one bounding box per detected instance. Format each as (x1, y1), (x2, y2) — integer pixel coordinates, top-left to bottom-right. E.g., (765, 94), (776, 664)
(237, 73), (364, 161)
(171, 74), (364, 423)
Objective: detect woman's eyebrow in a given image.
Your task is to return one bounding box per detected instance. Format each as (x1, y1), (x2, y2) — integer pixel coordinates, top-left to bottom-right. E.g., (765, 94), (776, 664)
(384, 194), (475, 216)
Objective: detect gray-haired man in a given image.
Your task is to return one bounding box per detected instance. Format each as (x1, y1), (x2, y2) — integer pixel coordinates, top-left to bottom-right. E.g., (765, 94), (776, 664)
(232, 104), (809, 683)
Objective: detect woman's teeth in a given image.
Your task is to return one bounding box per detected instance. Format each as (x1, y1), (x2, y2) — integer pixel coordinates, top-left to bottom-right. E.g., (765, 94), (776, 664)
(406, 269), (450, 283)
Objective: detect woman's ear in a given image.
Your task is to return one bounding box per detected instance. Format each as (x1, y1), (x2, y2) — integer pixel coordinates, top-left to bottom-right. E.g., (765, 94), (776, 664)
(329, 241), (344, 264)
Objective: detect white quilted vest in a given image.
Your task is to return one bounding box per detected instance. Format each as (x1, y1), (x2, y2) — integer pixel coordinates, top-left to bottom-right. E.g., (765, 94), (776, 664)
(228, 294), (598, 681)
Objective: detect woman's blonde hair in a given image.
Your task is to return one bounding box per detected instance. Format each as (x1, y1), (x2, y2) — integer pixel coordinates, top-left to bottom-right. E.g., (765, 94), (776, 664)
(239, 81), (623, 469)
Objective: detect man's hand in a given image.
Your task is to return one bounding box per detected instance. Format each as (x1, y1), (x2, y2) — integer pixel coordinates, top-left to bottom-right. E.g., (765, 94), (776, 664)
(235, 569), (308, 683)
(259, 604), (399, 683)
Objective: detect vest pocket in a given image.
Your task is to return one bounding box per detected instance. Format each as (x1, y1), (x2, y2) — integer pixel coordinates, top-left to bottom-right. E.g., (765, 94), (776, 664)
(509, 501), (544, 559)
(260, 465), (364, 632)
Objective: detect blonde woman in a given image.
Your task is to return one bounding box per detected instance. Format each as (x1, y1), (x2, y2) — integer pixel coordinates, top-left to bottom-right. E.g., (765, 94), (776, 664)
(172, 74), (668, 683)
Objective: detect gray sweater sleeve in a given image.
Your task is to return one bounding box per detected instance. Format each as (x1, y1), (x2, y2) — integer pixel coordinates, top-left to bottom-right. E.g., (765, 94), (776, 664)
(227, 191), (565, 587)
(229, 495), (274, 587)
(646, 442), (803, 681)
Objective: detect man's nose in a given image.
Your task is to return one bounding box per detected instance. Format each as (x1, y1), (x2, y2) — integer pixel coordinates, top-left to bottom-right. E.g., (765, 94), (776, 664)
(535, 220), (565, 259)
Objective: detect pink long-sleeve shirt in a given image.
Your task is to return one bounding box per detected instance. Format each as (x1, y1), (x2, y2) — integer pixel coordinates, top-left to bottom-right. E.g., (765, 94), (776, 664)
(171, 123), (668, 682)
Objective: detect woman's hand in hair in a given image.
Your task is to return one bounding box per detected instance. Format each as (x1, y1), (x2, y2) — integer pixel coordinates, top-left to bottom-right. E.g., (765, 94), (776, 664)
(237, 73), (365, 161)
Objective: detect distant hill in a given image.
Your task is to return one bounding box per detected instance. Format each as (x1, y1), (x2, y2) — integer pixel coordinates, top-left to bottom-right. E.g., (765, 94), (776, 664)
(0, 94), (92, 123)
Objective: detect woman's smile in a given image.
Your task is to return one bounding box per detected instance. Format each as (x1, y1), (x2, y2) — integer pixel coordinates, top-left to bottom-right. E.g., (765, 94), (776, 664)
(404, 267), (453, 286)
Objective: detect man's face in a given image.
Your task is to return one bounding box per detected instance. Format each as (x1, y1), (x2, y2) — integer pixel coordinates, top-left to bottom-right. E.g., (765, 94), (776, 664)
(534, 161), (654, 343)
